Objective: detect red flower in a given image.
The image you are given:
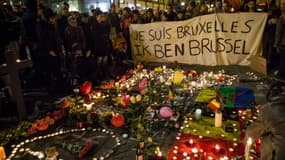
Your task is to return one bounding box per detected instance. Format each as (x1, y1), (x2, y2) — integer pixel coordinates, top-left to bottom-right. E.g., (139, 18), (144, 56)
(111, 114), (125, 127)
(183, 70), (190, 76)
(80, 81), (92, 95)
(147, 68), (151, 74)
(191, 70), (198, 77)
(58, 99), (70, 109)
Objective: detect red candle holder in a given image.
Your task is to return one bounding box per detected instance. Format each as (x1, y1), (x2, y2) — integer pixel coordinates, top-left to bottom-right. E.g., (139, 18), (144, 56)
(186, 139), (195, 147)
(156, 152), (163, 160)
(211, 144), (225, 154)
(214, 144), (221, 153)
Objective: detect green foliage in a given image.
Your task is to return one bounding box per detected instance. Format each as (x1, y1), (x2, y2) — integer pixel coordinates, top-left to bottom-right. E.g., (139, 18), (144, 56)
(0, 121), (30, 146)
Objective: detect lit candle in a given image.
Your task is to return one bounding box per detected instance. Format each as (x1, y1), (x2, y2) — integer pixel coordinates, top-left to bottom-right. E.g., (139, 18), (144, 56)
(214, 144), (221, 153)
(189, 139), (194, 146)
(0, 146), (6, 160)
(245, 137), (253, 160)
(192, 148), (198, 153)
(214, 112), (223, 127)
(156, 148), (162, 160)
(195, 109), (202, 120)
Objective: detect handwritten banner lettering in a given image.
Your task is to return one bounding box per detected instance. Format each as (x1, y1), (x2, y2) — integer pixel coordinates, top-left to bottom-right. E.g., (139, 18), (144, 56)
(130, 13), (268, 66)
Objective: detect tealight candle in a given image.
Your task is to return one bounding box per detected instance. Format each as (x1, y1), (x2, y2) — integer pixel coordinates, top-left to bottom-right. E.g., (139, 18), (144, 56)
(0, 146), (6, 160)
(195, 109), (202, 120)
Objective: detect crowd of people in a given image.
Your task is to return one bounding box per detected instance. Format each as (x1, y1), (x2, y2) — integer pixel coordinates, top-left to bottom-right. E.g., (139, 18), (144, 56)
(0, 0), (284, 94)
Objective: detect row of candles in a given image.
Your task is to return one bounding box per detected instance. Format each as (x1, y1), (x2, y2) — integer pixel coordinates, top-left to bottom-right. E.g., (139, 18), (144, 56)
(170, 141), (235, 160)
(111, 65), (236, 92)
(5, 127), (122, 160)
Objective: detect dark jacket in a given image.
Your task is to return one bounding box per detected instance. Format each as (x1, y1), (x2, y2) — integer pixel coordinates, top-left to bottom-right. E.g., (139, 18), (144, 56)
(275, 15), (285, 50)
(80, 22), (92, 52)
(90, 20), (112, 57)
(36, 19), (62, 56)
(245, 93), (285, 160)
(64, 25), (86, 53)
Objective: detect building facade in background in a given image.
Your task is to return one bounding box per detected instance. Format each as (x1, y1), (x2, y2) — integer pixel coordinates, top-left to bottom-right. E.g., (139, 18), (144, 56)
(43, 0), (184, 13)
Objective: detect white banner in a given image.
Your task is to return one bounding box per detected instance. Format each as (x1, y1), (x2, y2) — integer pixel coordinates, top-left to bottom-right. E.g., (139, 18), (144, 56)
(130, 13), (268, 66)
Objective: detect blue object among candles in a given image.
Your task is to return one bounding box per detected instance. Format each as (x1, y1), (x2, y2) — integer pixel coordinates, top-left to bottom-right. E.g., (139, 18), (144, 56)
(233, 87), (255, 108)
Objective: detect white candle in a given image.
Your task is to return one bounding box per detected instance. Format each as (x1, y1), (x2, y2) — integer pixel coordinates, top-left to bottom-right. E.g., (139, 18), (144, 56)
(215, 112), (223, 127)
(195, 109), (202, 120)
(245, 137), (252, 160)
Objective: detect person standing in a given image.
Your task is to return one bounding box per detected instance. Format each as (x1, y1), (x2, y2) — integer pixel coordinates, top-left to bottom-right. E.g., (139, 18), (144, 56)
(56, 2), (70, 52)
(37, 8), (62, 94)
(107, 4), (122, 40)
(121, 7), (132, 60)
(245, 93), (285, 160)
(64, 15), (85, 55)
(274, 1), (285, 79)
(90, 9), (112, 81)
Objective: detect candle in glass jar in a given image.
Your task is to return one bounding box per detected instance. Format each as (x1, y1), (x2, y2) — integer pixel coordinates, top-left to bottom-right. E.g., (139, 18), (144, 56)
(195, 109), (202, 120)
(0, 146), (6, 160)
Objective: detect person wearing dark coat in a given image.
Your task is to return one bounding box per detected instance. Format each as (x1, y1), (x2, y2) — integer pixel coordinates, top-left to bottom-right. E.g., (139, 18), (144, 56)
(36, 8), (63, 93)
(274, 3), (285, 79)
(79, 13), (92, 57)
(245, 92), (285, 160)
(90, 9), (112, 81)
(107, 4), (122, 40)
(56, 2), (70, 52)
(64, 15), (85, 55)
